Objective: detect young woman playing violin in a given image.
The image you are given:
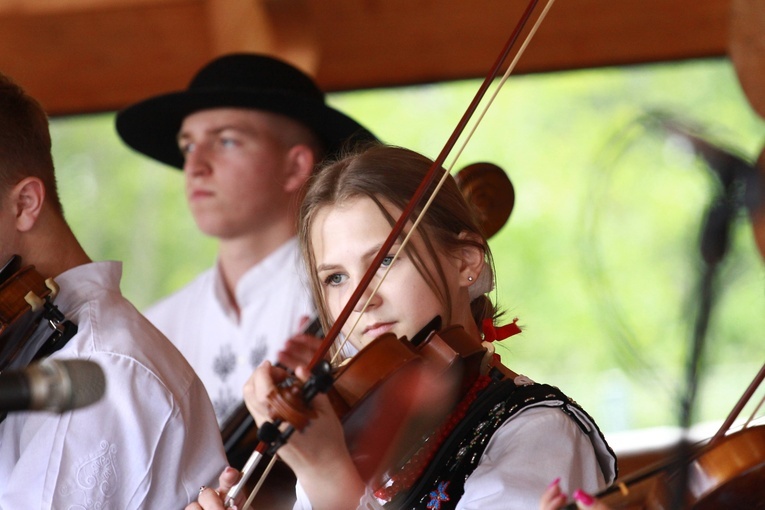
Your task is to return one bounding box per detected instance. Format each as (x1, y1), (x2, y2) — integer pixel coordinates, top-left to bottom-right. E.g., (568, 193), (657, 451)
(190, 144), (617, 510)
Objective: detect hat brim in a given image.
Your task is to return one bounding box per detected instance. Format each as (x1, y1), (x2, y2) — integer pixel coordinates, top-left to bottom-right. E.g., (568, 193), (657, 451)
(116, 89), (376, 169)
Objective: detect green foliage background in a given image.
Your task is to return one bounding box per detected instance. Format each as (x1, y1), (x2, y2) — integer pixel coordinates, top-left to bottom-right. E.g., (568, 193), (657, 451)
(49, 58), (765, 435)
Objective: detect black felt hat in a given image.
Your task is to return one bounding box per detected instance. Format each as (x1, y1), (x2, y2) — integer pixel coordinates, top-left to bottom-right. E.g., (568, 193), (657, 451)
(116, 53), (376, 169)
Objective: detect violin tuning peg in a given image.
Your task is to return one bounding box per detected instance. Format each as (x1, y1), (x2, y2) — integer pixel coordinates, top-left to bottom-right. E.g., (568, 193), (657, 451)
(24, 291), (45, 312)
(45, 278), (60, 298)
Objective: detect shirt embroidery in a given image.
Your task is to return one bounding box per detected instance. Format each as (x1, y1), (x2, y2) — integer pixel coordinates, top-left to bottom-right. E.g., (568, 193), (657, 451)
(213, 386), (238, 421)
(212, 343), (239, 420)
(59, 440), (118, 509)
(249, 338), (268, 369)
(213, 344), (236, 382)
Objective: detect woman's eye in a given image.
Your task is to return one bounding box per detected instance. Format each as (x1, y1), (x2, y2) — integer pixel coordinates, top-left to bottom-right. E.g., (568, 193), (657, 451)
(324, 273), (347, 286)
(220, 137), (238, 148)
(381, 255), (394, 268)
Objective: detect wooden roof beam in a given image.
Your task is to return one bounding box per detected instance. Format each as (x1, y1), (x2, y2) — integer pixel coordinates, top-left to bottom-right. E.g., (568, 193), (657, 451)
(0, 0), (732, 116)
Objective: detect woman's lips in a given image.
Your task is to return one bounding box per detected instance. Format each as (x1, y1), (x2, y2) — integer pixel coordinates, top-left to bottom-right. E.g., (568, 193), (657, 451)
(363, 322), (395, 338)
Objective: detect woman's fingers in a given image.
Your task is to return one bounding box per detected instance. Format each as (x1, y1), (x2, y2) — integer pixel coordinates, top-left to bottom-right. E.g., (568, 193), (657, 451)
(539, 478), (567, 510)
(243, 361), (280, 423)
(196, 486), (225, 510)
(217, 466), (242, 492)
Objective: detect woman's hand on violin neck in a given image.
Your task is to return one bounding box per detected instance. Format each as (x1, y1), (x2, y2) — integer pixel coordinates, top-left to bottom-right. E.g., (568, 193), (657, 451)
(257, 365), (365, 510)
(274, 366), (351, 468)
(243, 360), (286, 426)
(242, 363), (351, 466)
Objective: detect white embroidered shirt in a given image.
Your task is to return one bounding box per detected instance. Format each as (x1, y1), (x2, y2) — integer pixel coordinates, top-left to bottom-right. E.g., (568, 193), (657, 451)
(146, 238), (314, 424)
(0, 261), (226, 509)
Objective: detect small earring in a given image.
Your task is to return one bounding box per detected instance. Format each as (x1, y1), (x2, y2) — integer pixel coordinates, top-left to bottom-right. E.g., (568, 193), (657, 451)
(467, 276), (474, 282)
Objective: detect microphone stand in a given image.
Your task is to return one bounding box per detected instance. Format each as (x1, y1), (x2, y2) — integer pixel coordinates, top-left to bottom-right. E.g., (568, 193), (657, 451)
(669, 177), (740, 508)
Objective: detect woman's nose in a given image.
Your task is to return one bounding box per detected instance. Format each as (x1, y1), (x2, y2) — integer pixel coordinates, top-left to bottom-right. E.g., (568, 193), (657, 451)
(353, 281), (382, 313)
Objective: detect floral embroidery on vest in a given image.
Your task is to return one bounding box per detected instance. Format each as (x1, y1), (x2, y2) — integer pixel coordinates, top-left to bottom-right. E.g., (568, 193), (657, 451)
(426, 481), (451, 509)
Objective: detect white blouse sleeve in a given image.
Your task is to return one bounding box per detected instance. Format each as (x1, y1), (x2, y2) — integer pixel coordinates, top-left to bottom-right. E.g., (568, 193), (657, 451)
(457, 406), (608, 510)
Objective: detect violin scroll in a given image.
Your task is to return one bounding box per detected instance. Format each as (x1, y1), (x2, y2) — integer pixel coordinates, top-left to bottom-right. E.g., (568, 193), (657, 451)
(455, 162), (515, 239)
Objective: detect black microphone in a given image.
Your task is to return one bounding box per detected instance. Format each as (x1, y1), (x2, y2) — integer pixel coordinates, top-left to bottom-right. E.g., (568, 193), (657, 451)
(0, 359), (105, 413)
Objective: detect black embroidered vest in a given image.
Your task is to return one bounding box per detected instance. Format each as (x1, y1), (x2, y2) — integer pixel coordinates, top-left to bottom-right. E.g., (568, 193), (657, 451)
(384, 377), (617, 510)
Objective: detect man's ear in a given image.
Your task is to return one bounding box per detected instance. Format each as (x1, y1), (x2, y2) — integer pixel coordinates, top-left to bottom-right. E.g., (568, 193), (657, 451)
(456, 231), (486, 289)
(11, 177), (45, 232)
(283, 144), (316, 193)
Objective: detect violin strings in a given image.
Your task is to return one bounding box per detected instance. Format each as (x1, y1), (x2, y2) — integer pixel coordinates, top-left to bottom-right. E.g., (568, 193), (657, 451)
(744, 392), (765, 428)
(329, 0), (557, 365)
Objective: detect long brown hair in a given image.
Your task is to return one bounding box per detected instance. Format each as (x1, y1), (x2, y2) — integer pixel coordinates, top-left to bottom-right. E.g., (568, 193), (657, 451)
(298, 144), (497, 338)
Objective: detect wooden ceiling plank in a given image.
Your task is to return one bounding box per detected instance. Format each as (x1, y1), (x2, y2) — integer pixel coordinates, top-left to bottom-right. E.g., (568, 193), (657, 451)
(0, 0), (734, 116)
(257, 0), (322, 74)
(0, 1), (214, 115)
(204, 0), (274, 56)
(0, 0), (191, 15)
(309, 0), (731, 89)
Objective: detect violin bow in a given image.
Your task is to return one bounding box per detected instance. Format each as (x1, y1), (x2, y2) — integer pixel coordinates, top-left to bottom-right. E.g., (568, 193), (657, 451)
(312, 0), (557, 367)
(709, 361), (765, 444)
(225, 1), (557, 506)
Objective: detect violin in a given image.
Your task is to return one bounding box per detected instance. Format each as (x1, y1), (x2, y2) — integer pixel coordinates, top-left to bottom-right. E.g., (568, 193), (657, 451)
(590, 364), (765, 510)
(0, 255), (78, 424)
(0, 255), (76, 373)
(656, 361), (765, 510)
(679, 425), (765, 509)
(617, 425), (765, 510)
(267, 317), (513, 487)
(592, 427), (765, 509)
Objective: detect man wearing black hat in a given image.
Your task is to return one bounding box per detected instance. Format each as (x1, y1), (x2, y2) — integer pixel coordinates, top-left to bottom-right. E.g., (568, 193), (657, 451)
(116, 54), (375, 425)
